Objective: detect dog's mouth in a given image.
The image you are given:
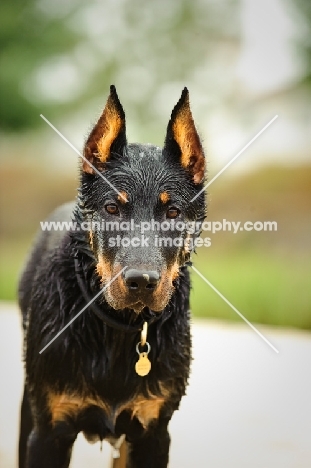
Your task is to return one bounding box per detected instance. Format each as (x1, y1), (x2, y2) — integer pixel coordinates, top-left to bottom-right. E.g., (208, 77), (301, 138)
(106, 291), (171, 315)
(127, 298), (165, 314)
(102, 275), (171, 313)
(115, 287), (173, 313)
(130, 301), (145, 313)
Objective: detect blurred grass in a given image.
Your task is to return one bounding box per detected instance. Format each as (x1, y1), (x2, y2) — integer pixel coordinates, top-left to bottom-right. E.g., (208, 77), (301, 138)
(191, 248), (311, 330)
(0, 237), (32, 301)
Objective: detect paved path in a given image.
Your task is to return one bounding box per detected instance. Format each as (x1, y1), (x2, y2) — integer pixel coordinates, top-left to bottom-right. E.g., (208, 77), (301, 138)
(1, 303), (311, 468)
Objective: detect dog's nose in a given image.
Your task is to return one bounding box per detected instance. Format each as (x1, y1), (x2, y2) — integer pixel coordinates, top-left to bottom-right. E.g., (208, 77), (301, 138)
(124, 269), (160, 292)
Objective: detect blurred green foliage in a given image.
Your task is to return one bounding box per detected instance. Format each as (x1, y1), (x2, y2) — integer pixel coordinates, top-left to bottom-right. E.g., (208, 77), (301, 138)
(1, 0), (310, 133)
(0, 0), (240, 132)
(290, 0), (311, 85)
(192, 249), (311, 330)
(0, 0), (81, 130)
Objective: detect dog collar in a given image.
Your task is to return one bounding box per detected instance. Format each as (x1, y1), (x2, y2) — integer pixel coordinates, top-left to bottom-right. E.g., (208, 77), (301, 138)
(74, 257), (162, 333)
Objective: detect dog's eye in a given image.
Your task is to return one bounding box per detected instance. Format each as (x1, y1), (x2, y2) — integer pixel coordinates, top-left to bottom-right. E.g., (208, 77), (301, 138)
(166, 207), (180, 219)
(105, 204), (119, 215)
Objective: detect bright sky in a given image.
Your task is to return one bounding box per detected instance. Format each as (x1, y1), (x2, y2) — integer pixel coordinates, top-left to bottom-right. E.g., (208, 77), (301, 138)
(236, 0), (300, 94)
(207, 0), (310, 174)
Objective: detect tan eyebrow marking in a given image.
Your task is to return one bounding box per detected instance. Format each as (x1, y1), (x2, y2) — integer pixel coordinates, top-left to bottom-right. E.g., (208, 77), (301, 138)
(117, 191), (128, 203)
(159, 191), (170, 204)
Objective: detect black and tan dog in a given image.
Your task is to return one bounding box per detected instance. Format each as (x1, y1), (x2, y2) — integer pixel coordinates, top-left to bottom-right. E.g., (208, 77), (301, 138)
(18, 86), (206, 467)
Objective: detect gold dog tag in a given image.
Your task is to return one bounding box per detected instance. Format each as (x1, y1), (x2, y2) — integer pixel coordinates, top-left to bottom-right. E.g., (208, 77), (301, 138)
(135, 352), (151, 376)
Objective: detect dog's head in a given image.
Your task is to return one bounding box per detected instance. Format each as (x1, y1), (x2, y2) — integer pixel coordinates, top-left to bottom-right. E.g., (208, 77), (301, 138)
(79, 85), (206, 313)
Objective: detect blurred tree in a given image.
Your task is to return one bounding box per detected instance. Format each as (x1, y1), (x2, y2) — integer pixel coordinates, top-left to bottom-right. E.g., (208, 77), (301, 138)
(289, 0), (311, 85)
(0, 0), (239, 133)
(0, 0), (82, 131)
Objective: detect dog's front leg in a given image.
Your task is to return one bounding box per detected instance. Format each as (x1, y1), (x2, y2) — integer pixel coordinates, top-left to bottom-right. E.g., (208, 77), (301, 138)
(19, 386), (33, 468)
(126, 418), (171, 468)
(25, 421), (77, 468)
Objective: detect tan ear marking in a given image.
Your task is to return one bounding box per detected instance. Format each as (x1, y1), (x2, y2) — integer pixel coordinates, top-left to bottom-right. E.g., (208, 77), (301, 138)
(172, 109), (205, 183)
(96, 101), (123, 163)
(83, 86), (126, 174)
(166, 88), (205, 184)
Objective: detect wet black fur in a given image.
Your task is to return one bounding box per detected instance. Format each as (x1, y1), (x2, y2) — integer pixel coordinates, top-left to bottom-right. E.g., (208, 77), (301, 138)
(18, 87), (206, 468)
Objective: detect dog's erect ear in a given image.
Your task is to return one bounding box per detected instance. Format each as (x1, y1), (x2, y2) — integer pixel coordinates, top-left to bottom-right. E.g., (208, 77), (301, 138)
(164, 88), (205, 184)
(83, 85), (126, 174)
